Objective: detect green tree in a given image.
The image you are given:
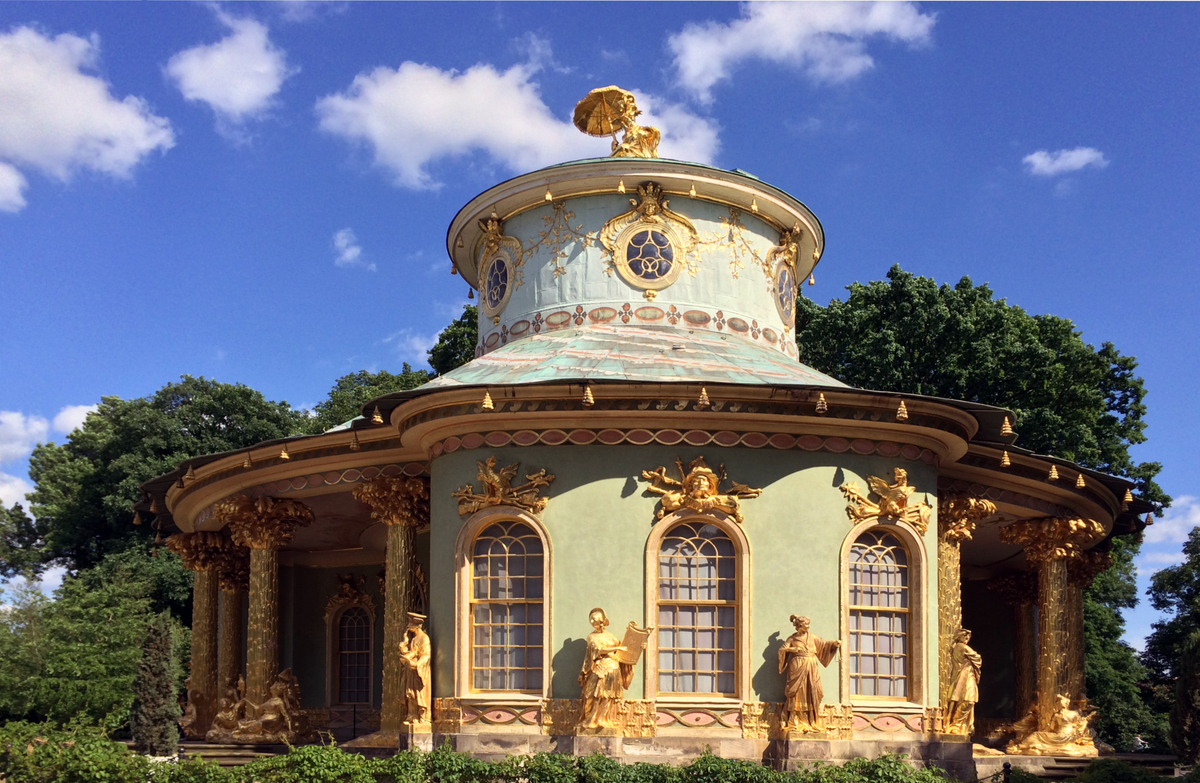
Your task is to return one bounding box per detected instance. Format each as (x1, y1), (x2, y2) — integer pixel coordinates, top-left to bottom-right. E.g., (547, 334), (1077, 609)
(1144, 528), (1200, 682)
(308, 365), (431, 433)
(428, 304), (478, 376)
(796, 266), (1169, 745)
(0, 502), (41, 577)
(130, 612), (180, 755)
(13, 375), (308, 579)
(1170, 630), (1200, 763)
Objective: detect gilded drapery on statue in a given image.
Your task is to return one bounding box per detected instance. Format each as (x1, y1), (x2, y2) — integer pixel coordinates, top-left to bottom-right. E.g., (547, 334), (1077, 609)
(577, 608), (650, 732)
(1006, 693), (1098, 756)
(945, 629), (981, 736)
(778, 615), (840, 733)
(399, 612), (432, 725)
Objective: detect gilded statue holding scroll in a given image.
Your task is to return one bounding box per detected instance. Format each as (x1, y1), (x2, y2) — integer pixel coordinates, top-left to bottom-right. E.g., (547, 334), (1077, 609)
(399, 612), (432, 725)
(577, 608), (651, 732)
(945, 628), (982, 736)
(778, 615), (840, 734)
(642, 457), (761, 525)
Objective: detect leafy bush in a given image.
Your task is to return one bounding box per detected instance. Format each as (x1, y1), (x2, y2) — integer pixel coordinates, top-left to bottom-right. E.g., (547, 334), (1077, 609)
(0, 718), (150, 783)
(1070, 758), (1168, 783)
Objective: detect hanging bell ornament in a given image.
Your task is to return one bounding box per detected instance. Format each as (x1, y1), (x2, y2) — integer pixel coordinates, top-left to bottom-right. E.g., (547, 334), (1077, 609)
(349, 431), (361, 451)
(896, 400), (909, 421)
(582, 385), (595, 407)
(1000, 451), (1011, 467)
(1001, 416), (1014, 436)
(698, 388), (711, 409)
(1075, 473), (1086, 489)
(815, 393), (828, 414)
(482, 391), (494, 411)
(372, 406), (384, 425)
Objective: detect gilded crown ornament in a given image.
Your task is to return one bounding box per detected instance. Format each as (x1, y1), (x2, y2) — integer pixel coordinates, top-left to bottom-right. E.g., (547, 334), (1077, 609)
(840, 467), (932, 535)
(452, 456), (555, 516)
(574, 86), (660, 159)
(641, 456), (761, 524)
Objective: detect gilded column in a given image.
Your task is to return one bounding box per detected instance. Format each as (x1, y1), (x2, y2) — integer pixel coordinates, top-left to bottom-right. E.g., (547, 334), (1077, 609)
(351, 477), (430, 738)
(166, 531), (232, 737)
(1000, 517), (1104, 732)
(220, 496), (314, 705)
(216, 544), (250, 694)
(1066, 550), (1111, 701)
(988, 571), (1039, 718)
(937, 494), (996, 711)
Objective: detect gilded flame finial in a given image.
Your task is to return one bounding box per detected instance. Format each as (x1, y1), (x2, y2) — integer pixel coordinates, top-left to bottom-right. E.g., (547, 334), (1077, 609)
(840, 467), (932, 535)
(641, 456), (761, 525)
(574, 86), (660, 159)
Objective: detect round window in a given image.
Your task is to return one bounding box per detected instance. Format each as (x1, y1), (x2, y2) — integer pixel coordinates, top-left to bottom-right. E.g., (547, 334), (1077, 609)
(774, 262), (797, 324)
(614, 223), (684, 292)
(479, 249), (515, 319)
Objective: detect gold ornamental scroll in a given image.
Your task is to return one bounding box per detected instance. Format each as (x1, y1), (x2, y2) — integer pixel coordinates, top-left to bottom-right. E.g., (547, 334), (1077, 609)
(353, 477), (430, 735)
(1066, 550), (1111, 701)
(999, 517), (1104, 733)
(220, 496), (314, 706)
(936, 494), (996, 712)
(988, 572), (1039, 718)
(215, 544), (250, 699)
(167, 531), (238, 738)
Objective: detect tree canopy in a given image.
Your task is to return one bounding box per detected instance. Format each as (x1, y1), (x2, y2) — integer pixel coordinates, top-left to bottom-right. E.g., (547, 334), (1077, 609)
(1144, 528), (1200, 681)
(307, 365), (431, 433)
(428, 305), (478, 376)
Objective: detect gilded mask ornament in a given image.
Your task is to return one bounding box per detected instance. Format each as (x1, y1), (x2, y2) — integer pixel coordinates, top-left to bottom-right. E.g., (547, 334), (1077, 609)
(641, 456), (762, 524)
(452, 456), (555, 516)
(600, 182), (699, 296)
(573, 86), (660, 159)
(477, 212), (523, 323)
(840, 467), (932, 535)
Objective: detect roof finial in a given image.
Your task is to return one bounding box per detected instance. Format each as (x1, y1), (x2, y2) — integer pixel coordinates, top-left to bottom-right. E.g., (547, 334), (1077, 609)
(574, 86), (660, 159)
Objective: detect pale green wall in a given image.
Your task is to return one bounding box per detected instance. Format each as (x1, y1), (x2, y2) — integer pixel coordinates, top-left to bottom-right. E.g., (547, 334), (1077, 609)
(429, 445), (939, 706)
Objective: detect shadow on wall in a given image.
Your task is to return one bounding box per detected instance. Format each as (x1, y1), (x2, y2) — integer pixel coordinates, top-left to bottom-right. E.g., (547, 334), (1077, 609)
(552, 637), (587, 698)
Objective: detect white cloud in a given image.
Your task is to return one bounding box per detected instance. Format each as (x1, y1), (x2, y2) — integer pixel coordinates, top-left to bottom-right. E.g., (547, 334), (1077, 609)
(51, 403), (96, 435)
(165, 11), (295, 130)
(316, 59), (719, 188)
(0, 26), (174, 212)
(668, 2), (936, 103)
(383, 329), (439, 368)
(332, 227), (375, 271)
(1139, 550), (1186, 569)
(1144, 495), (1200, 546)
(1023, 147), (1109, 177)
(0, 471), (33, 506)
(0, 411), (48, 463)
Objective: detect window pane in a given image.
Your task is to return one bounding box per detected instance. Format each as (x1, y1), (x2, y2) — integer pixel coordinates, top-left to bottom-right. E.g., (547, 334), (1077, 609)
(848, 530), (911, 698)
(470, 521), (544, 692)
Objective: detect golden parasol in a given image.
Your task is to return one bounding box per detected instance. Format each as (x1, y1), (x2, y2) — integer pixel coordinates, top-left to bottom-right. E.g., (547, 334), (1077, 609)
(573, 85), (637, 138)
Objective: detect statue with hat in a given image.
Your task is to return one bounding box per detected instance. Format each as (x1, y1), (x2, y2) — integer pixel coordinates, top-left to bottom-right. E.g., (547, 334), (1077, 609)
(399, 612), (432, 725)
(641, 456), (762, 524)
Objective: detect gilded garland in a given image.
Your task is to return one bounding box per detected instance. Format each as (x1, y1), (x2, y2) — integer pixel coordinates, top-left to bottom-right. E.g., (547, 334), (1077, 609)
(599, 182), (698, 297)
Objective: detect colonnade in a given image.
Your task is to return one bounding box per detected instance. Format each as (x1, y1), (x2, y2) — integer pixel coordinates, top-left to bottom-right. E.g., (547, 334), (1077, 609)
(168, 477), (430, 743)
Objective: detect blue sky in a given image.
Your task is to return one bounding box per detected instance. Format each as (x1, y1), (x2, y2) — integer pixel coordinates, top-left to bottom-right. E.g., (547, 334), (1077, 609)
(1, 2), (1197, 645)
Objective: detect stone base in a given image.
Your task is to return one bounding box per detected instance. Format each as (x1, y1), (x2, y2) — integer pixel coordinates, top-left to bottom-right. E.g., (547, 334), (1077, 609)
(577, 727), (624, 737)
(401, 726), (435, 752)
(342, 730), (401, 749)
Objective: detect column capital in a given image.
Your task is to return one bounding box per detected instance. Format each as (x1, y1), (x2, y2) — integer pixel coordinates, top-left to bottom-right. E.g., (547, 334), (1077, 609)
(1067, 549), (1112, 588)
(218, 496), (314, 550)
(166, 531), (237, 572)
(987, 570), (1038, 605)
(937, 493), (997, 543)
(354, 477), (430, 528)
(998, 517), (1105, 562)
(215, 545), (251, 591)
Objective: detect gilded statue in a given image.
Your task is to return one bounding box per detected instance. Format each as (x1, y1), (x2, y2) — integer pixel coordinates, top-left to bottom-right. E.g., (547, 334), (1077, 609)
(399, 612), (432, 725)
(452, 456), (555, 516)
(1006, 693), (1097, 757)
(945, 629), (982, 736)
(577, 608), (650, 733)
(178, 676), (207, 740)
(840, 467), (932, 535)
(206, 669), (312, 744)
(778, 615), (840, 734)
(574, 86), (660, 159)
(641, 457), (761, 524)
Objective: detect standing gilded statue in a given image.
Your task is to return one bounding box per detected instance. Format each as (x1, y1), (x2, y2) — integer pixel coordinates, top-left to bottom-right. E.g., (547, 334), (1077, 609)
(398, 612), (432, 725)
(577, 608), (650, 732)
(778, 615), (840, 733)
(945, 628), (982, 736)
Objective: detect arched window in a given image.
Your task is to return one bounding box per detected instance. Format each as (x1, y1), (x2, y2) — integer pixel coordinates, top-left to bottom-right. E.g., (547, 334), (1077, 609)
(656, 521), (737, 695)
(848, 529), (910, 698)
(336, 607), (371, 704)
(470, 521), (544, 692)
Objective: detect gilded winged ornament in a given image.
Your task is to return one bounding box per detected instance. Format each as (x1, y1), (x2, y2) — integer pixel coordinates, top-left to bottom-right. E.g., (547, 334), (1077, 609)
(452, 456), (555, 516)
(641, 457), (761, 524)
(840, 467), (932, 535)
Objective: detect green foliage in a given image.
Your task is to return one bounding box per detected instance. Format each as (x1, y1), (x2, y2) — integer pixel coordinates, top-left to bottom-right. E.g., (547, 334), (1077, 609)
(1069, 758), (1168, 783)
(308, 366), (433, 433)
(1145, 528), (1200, 680)
(1170, 631), (1200, 763)
(229, 743), (377, 783)
(428, 305), (478, 376)
(0, 503), (42, 577)
(130, 613), (180, 756)
(0, 717), (150, 783)
(1005, 768), (1041, 783)
(795, 266), (1166, 508)
(16, 375), (308, 580)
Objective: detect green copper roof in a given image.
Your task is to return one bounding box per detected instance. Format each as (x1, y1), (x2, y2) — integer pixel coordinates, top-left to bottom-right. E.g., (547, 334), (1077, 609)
(417, 325), (848, 389)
